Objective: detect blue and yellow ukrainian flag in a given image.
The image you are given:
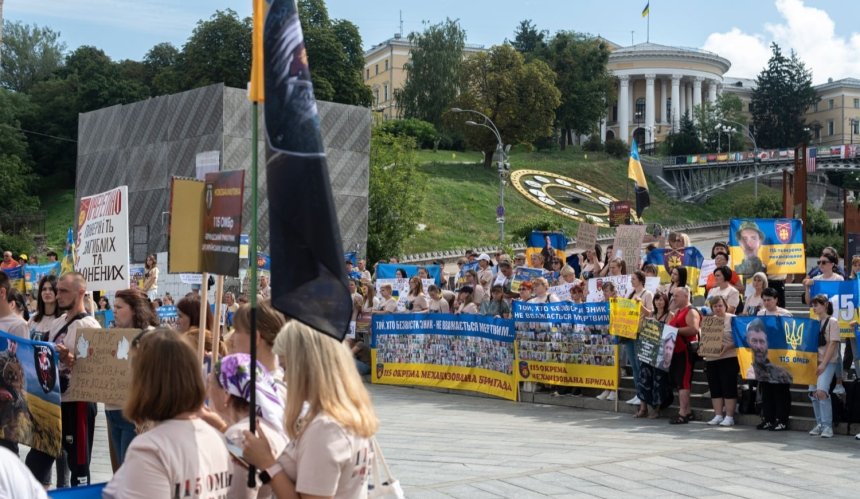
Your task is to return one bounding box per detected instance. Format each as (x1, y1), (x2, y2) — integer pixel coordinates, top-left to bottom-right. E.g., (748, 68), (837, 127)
(642, 2), (650, 17)
(525, 231), (568, 268)
(60, 227), (76, 275)
(732, 316), (819, 385)
(644, 247), (704, 295)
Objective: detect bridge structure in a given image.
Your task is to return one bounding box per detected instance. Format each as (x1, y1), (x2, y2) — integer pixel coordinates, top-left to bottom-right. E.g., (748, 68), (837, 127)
(643, 145), (860, 201)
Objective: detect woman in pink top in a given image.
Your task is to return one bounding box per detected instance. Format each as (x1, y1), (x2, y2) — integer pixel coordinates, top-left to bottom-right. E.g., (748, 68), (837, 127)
(243, 321), (379, 499)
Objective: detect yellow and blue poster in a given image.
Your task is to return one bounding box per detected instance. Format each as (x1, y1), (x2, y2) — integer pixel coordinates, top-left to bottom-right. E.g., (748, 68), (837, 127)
(644, 247), (705, 294)
(809, 279), (859, 338)
(371, 314), (516, 401)
(512, 301), (618, 390)
(23, 262), (61, 293)
(0, 330), (62, 457)
(525, 231), (567, 268)
(728, 218), (805, 276)
(731, 316), (819, 385)
(1, 266), (26, 293)
(510, 266), (546, 293)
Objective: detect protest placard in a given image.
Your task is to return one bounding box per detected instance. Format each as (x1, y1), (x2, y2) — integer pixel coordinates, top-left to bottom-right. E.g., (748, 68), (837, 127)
(635, 319), (677, 371)
(728, 218), (805, 276)
(609, 297), (641, 339)
(157, 306), (180, 329)
(510, 266), (545, 293)
(65, 328), (139, 407)
(129, 264), (145, 290)
(585, 275), (660, 302)
(548, 282), (574, 300)
(23, 262), (61, 293)
(698, 316), (726, 358)
(202, 170), (245, 277)
(732, 316), (818, 384)
(698, 259), (716, 286)
(76, 186), (130, 292)
(169, 178), (205, 273)
(609, 201), (632, 227)
(613, 224), (646, 273)
(1, 266), (26, 293)
(572, 222), (598, 252)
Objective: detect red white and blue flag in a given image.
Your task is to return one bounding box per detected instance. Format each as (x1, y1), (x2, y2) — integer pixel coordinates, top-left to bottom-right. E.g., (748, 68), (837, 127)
(806, 147), (817, 173)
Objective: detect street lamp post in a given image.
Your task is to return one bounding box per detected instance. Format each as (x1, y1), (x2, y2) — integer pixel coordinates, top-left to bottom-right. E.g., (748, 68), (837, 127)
(451, 108), (508, 244)
(719, 119), (758, 198)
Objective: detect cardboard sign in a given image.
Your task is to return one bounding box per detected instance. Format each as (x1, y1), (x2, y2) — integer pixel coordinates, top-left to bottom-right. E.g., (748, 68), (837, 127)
(65, 328), (139, 407)
(609, 297), (641, 339)
(169, 178), (205, 273)
(613, 225), (646, 274)
(698, 316), (726, 358)
(572, 222), (598, 252)
(202, 170), (245, 277)
(76, 186), (130, 292)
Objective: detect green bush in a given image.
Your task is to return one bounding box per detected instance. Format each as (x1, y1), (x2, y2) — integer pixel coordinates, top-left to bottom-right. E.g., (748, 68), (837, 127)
(435, 131), (466, 151)
(807, 233), (843, 257)
(604, 138), (628, 158)
(376, 118), (438, 149)
(0, 230), (35, 258)
(806, 206), (833, 236)
(583, 135), (604, 152)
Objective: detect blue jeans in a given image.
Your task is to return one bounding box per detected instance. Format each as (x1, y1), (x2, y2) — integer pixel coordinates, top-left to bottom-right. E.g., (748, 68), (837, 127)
(809, 361), (838, 428)
(355, 359), (371, 376)
(622, 339), (640, 393)
(106, 410), (136, 465)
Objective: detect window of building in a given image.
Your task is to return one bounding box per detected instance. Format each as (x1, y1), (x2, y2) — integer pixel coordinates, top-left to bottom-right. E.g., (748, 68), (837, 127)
(854, 98), (860, 109)
(853, 119), (860, 135)
(829, 99), (834, 110)
(748, 103), (753, 112)
(612, 105), (618, 122)
(384, 84), (389, 102)
(635, 98), (645, 121)
(827, 120), (834, 136)
(373, 88), (379, 106)
(365, 68), (369, 80)
(375, 64), (379, 75)
(666, 99), (671, 122)
(384, 60), (389, 71)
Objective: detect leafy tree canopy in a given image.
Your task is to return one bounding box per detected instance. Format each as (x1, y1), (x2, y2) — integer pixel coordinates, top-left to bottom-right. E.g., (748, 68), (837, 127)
(0, 20), (66, 93)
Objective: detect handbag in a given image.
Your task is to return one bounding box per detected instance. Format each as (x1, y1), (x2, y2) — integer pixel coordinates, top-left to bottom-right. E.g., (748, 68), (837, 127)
(368, 438), (404, 499)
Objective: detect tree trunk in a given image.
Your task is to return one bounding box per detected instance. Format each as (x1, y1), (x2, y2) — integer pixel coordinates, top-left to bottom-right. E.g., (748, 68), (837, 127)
(483, 147), (495, 168)
(559, 128), (567, 150)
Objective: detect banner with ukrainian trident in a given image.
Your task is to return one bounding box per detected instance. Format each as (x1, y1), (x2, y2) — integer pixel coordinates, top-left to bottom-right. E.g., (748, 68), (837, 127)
(809, 279), (859, 338)
(644, 247), (705, 294)
(731, 316), (819, 385)
(370, 314), (516, 401)
(728, 218), (805, 276)
(512, 301), (618, 390)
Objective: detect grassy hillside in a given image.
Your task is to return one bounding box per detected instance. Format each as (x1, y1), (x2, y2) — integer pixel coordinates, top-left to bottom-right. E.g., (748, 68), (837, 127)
(404, 148), (778, 253)
(41, 189), (75, 253)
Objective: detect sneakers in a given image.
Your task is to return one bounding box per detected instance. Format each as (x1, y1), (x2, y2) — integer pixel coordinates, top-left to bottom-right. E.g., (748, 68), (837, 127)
(707, 415), (725, 426)
(719, 417), (735, 427)
(606, 391), (617, 401)
(809, 424), (822, 436)
(626, 396), (641, 405)
(833, 384), (846, 396)
(596, 390), (610, 400)
(770, 423), (788, 432)
(855, 433), (860, 440)
(820, 426), (834, 438)
(756, 421), (773, 430)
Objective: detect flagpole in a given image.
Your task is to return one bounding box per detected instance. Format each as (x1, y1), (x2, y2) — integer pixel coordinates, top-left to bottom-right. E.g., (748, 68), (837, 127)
(647, 5), (650, 43)
(247, 100), (259, 488)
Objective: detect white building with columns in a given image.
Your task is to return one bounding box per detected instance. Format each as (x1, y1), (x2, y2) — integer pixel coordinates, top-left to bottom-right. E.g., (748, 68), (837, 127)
(603, 43), (731, 145)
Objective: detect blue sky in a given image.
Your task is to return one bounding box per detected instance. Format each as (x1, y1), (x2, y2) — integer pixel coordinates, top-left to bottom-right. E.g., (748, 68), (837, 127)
(5, 0), (860, 83)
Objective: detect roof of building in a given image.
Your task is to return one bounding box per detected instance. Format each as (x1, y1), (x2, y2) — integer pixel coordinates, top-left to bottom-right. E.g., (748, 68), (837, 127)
(814, 77), (860, 92)
(608, 42), (731, 74)
(722, 76), (757, 93)
(364, 34), (486, 58)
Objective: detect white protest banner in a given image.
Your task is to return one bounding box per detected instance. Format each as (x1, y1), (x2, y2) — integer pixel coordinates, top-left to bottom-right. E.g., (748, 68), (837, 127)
(572, 222), (598, 252)
(375, 278), (434, 311)
(549, 282), (574, 299)
(699, 259), (716, 286)
(586, 275), (660, 302)
(76, 186), (130, 292)
(180, 273), (203, 285)
(613, 225), (646, 274)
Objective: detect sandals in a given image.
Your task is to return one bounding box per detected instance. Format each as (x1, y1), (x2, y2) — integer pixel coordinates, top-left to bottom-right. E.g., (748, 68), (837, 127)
(669, 413), (693, 424)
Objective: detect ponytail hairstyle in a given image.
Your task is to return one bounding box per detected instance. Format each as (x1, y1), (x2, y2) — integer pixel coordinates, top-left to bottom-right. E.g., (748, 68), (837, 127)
(811, 294), (834, 316)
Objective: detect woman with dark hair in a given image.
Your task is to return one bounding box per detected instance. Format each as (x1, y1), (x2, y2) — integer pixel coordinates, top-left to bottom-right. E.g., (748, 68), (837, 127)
(142, 253), (159, 300)
(636, 291), (674, 418)
(706, 266), (740, 314)
(28, 275), (60, 341)
(404, 276), (429, 313)
(395, 268), (408, 279)
(107, 289), (160, 468)
(98, 296), (111, 311)
(103, 329), (232, 497)
(176, 296), (226, 356)
(809, 294), (840, 438)
(480, 285), (511, 318)
(664, 266), (687, 313)
(8, 289), (29, 322)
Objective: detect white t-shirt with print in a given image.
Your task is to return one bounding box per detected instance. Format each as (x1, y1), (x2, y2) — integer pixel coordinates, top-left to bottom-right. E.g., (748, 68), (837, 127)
(103, 418), (232, 499)
(225, 417), (289, 499)
(277, 414), (372, 499)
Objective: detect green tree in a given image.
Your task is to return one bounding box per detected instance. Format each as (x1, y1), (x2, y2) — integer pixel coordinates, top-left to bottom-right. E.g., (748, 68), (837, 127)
(181, 9), (252, 90)
(540, 32), (614, 149)
(143, 42), (183, 96)
(367, 132), (426, 262)
(0, 20), (66, 93)
(396, 19), (465, 127)
(693, 93), (747, 152)
(509, 19), (547, 57)
(447, 44), (561, 168)
(298, 0), (371, 106)
(751, 43), (818, 149)
(666, 113), (703, 155)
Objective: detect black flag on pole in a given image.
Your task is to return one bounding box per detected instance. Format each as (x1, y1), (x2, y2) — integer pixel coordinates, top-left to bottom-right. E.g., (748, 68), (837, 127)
(263, 0), (351, 341)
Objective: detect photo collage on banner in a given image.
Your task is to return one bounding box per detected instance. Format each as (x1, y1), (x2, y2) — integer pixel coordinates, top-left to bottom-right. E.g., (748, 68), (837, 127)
(732, 316), (819, 385)
(728, 218), (805, 277)
(0, 331), (62, 458)
(512, 301), (618, 390)
(370, 314), (516, 401)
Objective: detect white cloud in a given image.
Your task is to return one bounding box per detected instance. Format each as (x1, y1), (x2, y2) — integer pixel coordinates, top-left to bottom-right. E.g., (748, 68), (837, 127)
(703, 0), (860, 84)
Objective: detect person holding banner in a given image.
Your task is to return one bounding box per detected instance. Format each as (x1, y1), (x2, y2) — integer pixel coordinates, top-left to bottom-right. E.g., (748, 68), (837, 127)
(241, 321), (378, 499)
(404, 277), (429, 313)
(804, 252), (844, 304)
(373, 285), (397, 314)
(706, 267), (740, 314)
(103, 329), (233, 498)
(741, 272), (768, 316)
(667, 287), (700, 424)
(704, 296), (739, 427)
(636, 291), (674, 418)
(808, 295), (841, 438)
(0, 272), (29, 341)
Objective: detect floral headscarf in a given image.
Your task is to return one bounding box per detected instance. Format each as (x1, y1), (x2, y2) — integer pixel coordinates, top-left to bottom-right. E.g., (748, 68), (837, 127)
(214, 353), (284, 428)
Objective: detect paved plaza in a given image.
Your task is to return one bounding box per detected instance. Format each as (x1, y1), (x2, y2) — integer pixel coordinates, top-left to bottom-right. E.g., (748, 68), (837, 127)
(25, 383), (860, 497)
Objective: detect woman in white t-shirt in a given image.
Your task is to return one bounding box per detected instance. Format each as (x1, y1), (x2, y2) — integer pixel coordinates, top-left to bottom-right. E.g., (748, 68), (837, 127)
(243, 321), (378, 499)
(103, 328), (232, 498)
(803, 253), (844, 303)
(706, 266), (740, 314)
(27, 275), (61, 342)
(205, 353), (288, 499)
(403, 277), (429, 313)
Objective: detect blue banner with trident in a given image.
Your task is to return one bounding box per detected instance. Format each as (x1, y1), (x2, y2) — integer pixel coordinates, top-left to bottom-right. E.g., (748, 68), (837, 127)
(731, 316), (820, 385)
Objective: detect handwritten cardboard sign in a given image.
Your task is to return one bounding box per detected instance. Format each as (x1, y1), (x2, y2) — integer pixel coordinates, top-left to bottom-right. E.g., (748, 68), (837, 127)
(572, 222), (598, 253)
(698, 316), (725, 359)
(609, 297), (641, 339)
(65, 328), (140, 407)
(613, 225), (646, 274)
